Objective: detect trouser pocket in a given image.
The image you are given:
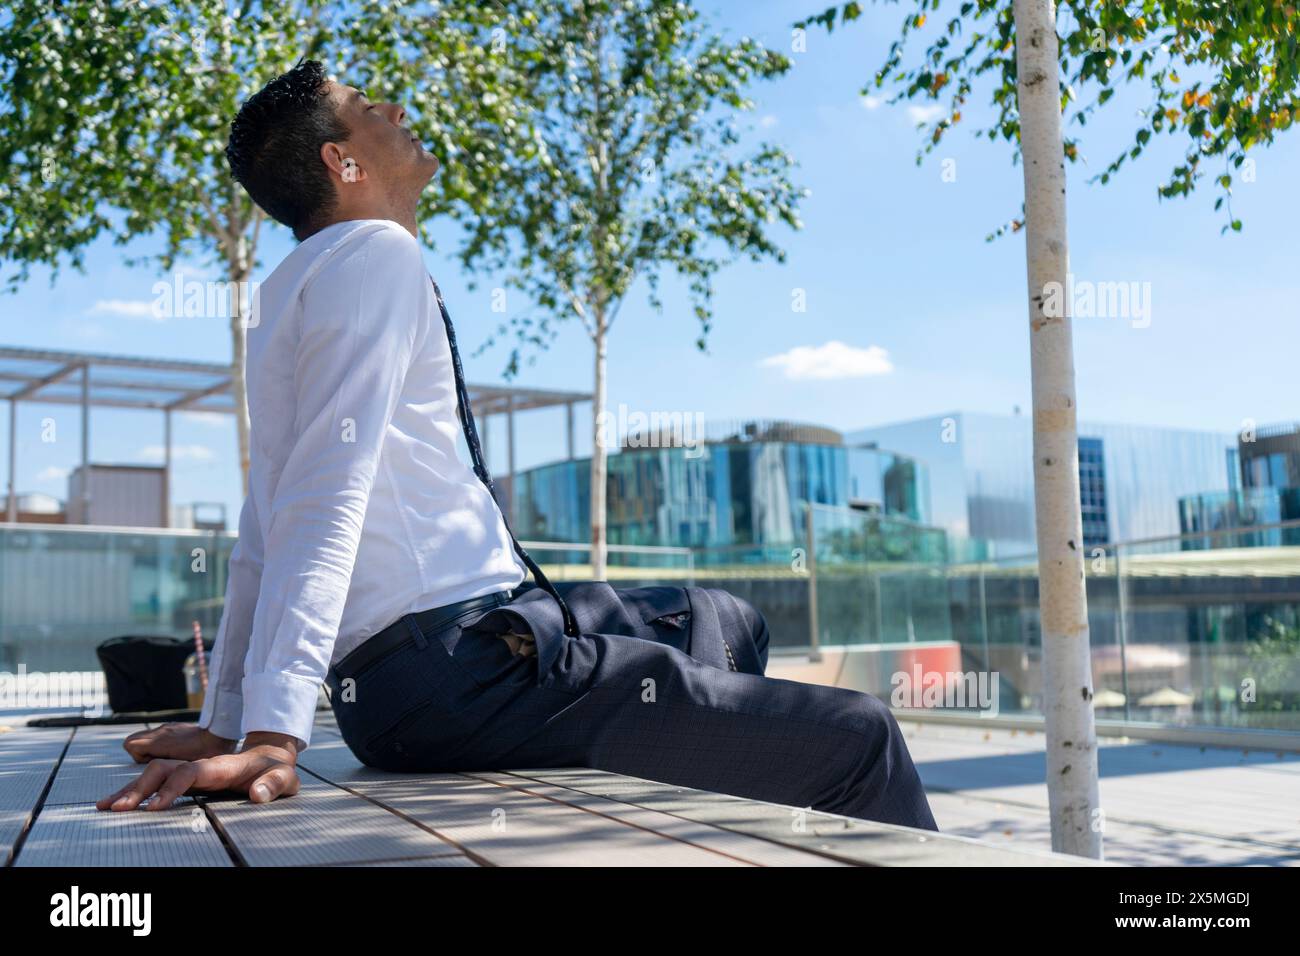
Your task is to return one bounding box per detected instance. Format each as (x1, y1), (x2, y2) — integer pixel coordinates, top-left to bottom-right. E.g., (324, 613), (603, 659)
(331, 627), (479, 771)
(362, 700), (438, 768)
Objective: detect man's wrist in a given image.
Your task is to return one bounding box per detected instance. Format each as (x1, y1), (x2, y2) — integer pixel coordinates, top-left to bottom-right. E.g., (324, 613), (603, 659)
(241, 731), (301, 760)
(199, 726), (239, 751)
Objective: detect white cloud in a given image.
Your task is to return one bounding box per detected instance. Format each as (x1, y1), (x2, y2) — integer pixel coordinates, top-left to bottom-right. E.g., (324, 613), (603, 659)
(87, 299), (161, 320)
(36, 466), (69, 482)
(907, 104), (944, 125)
(758, 114), (779, 128)
(760, 341), (894, 381)
(138, 444), (216, 462)
(860, 94), (883, 110)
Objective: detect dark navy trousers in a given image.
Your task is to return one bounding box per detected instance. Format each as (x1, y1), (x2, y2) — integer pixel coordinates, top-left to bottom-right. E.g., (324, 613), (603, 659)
(325, 583), (938, 831)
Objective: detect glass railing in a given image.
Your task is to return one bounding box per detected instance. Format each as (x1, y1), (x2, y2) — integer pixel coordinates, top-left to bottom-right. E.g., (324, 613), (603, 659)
(814, 513), (1300, 731)
(4, 515), (1298, 732)
(0, 523), (235, 673)
(0, 525), (693, 673)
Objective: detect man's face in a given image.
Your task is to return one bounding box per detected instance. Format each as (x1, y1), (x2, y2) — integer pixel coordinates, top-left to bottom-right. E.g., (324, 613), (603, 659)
(325, 81), (439, 192)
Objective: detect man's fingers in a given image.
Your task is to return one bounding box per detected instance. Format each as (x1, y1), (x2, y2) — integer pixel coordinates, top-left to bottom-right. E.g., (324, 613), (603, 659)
(122, 729), (159, 763)
(146, 762), (201, 811)
(248, 764), (301, 804)
(95, 750), (301, 811)
(96, 759), (182, 811)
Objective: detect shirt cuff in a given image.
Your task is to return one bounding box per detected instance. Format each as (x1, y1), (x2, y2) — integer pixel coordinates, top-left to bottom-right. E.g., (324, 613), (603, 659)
(240, 671), (319, 751)
(198, 684), (244, 743)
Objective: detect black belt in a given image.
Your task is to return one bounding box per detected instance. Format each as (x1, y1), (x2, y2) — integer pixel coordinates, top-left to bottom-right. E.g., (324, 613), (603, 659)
(329, 588), (514, 682)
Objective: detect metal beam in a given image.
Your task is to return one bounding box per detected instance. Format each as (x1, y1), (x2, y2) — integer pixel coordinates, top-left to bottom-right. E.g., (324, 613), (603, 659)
(165, 377), (234, 410)
(163, 409), (172, 528)
(566, 402), (575, 460)
(0, 393), (234, 413)
(0, 346), (231, 376)
(0, 371), (228, 400)
(5, 398), (15, 522)
(0, 348), (589, 422)
(79, 364), (90, 522)
(7, 360), (83, 401)
(506, 394), (516, 522)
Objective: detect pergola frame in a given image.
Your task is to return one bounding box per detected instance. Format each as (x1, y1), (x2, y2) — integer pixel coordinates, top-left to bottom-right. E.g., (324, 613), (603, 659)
(1, 345), (589, 525)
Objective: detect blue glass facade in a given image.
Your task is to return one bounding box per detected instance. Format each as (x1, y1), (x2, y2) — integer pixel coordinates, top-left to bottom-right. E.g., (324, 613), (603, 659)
(1179, 424), (1300, 542)
(512, 440), (929, 550)
(1178, 487), (1300, 541)
(849, 413), (1235, 555)
(1078, 436), (1110, 549)
(1241, 425), (1300, 490)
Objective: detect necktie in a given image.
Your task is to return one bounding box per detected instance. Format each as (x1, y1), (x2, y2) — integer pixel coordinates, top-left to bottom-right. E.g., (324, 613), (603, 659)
(429, 277), (580, 638)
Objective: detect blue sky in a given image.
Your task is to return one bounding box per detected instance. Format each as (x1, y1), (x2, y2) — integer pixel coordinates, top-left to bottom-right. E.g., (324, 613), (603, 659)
(3, 0), (1297, 525)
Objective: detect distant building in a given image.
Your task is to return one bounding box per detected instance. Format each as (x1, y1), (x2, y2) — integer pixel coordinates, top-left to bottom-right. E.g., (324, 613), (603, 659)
(1239, 422), (1300, 491)
(1180, 422), (1300, 543)
(512, 419), (932, 551)
(848, 412), (1235, 556)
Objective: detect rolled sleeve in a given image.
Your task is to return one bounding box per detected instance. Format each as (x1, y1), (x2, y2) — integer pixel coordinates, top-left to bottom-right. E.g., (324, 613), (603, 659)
(199, 684), (245, 742)
(198, 491), (264, 742)
(239, 672), (321, 751)
(240, 223), (430, 750)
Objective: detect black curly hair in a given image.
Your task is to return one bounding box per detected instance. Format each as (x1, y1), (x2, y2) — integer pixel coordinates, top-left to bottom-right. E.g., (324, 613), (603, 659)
(225, 59), (350, 240)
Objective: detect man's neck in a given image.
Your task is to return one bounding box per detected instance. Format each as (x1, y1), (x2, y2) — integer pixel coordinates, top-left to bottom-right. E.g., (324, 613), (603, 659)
(313, 205), (419, 241)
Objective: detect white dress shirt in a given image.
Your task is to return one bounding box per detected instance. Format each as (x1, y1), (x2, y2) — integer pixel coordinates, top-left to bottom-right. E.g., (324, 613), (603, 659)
(198, 218), (525, 750)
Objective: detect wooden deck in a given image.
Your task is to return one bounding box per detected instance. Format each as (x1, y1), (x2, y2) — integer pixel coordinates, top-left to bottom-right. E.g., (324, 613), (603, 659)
(0, 710), (1087, 867)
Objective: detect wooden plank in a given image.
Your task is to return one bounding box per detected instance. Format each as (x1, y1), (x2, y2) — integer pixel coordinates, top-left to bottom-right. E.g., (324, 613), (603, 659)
(0, 725), (71, 775)
(300, 735), (765, 866)
(341, 855), (478, 867)
(205, 771), (476, 867)
(465, 771), (846, 867)
(45, 724), (150, 807)
(0, 726), (71, 860)
(300, 733), (837, 868)
(15, 803), (232, 867)
(350, 774), (755, 866)
(504, 768), (1093, 866)
(301, 721), (1068, 866)
(296, 735), (407, 786)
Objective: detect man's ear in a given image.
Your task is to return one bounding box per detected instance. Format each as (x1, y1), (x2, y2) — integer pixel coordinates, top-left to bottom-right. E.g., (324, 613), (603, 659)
(321, 141), (364, 184)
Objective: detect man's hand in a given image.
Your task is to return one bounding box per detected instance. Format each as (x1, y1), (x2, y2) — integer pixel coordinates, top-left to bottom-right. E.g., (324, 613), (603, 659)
(98, 733), (300, 812)
(122, 722), (238, 764)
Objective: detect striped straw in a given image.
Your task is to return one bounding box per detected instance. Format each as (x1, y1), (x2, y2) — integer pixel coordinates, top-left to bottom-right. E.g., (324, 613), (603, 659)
(191, 620), (209, 691)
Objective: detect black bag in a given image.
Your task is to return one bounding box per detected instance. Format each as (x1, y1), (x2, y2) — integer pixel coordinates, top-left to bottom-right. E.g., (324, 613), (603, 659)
(96, 635), (213, 714)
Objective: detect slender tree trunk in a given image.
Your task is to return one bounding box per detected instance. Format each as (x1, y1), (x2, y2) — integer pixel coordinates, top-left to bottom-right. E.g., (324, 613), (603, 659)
(590, 317), (608, 581)
(230, 302), (251, 498)
(227, 234), (253, 499)
(1013, 0), (1101, 859)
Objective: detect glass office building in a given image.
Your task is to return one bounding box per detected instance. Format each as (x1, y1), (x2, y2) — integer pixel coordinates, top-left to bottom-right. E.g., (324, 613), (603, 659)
(1078, 436), (1109, 549)
(848, 412), (1235, 556)
(1239, 422), (1300, 491)
(1179, 423), (1300, 544)
(511, 420), (931, 551)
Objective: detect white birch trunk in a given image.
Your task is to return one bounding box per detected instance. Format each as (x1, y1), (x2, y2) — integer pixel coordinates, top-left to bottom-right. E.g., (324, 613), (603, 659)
(230, 312), (251, 498)
(228, 246), (252, 499)
(589, 320), (608, 580)
(1012, 0), (1102, 859)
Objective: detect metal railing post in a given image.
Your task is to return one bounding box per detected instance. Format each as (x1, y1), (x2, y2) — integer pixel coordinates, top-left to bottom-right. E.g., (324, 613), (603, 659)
(805, 502), (821, 662)
(1115, 544), (1131, 723)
